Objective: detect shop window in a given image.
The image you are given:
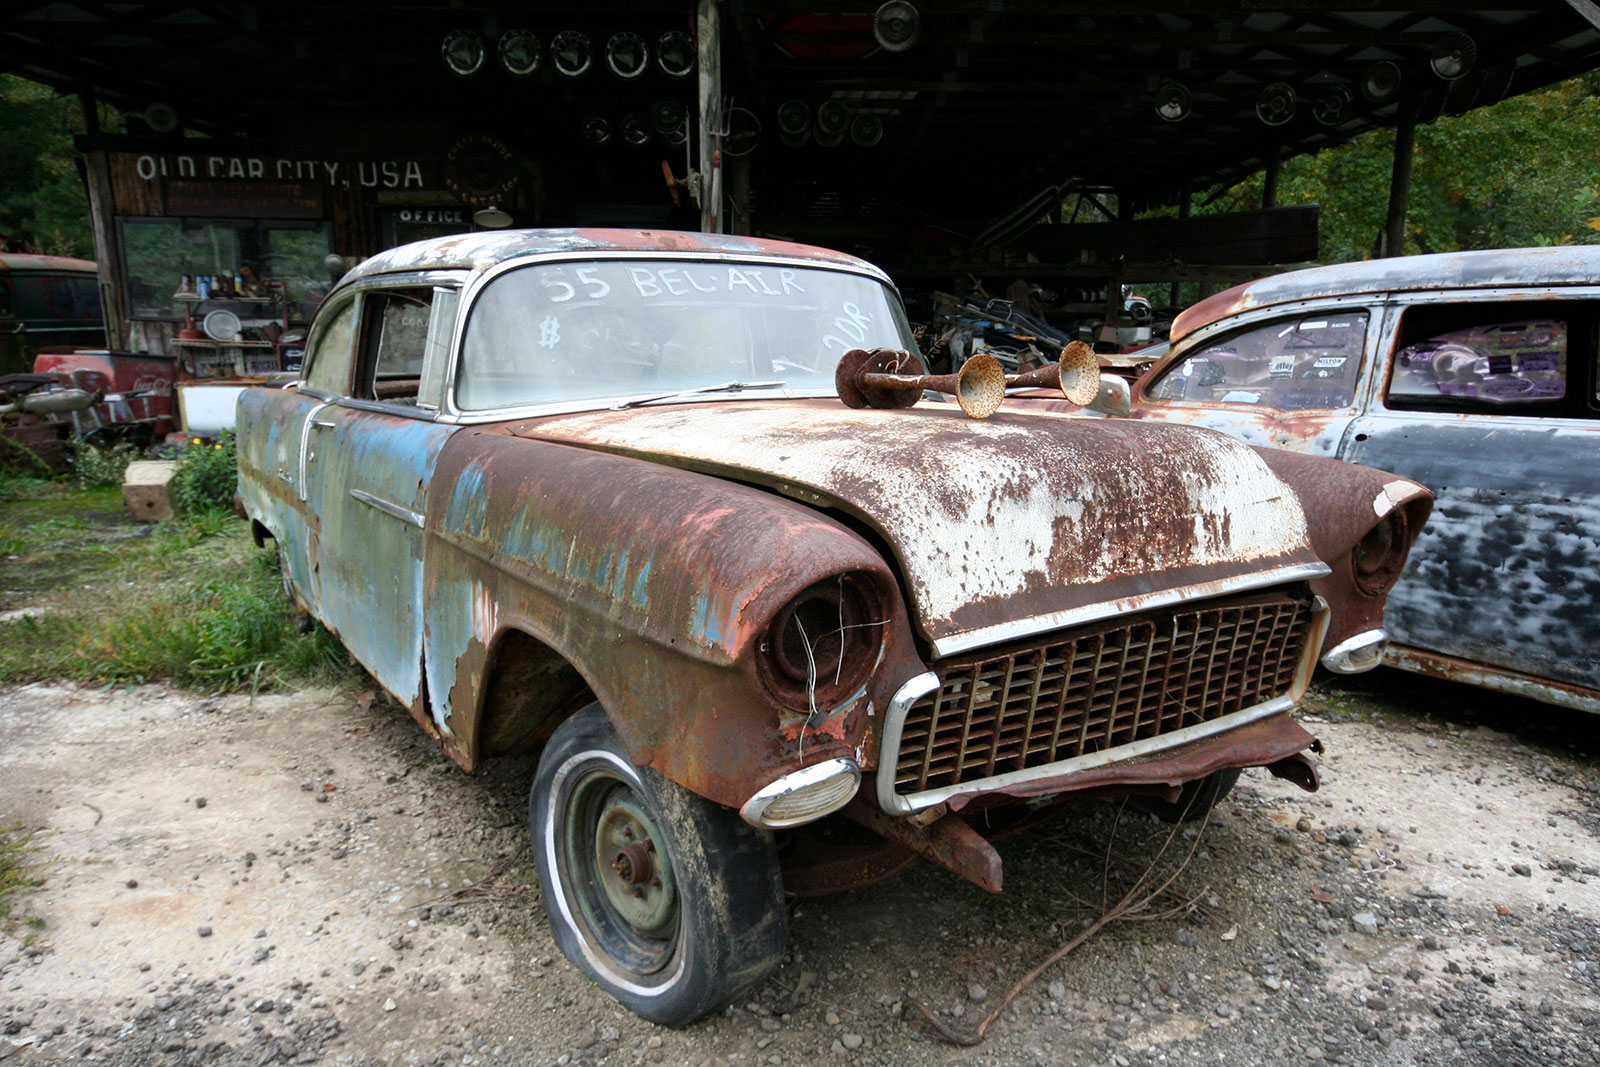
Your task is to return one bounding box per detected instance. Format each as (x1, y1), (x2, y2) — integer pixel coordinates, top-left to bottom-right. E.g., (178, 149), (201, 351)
(118, 217), (331, 321)
(1145, 311), (1368, 411)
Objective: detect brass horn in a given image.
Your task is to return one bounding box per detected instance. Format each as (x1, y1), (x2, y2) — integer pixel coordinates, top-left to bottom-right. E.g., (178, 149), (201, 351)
(1006, 340), (1101, 407)
(835, 347), (1008, 419)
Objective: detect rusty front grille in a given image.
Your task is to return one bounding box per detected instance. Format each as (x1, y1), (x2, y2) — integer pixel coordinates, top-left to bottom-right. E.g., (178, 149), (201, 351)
(893, 592), (1314, 795)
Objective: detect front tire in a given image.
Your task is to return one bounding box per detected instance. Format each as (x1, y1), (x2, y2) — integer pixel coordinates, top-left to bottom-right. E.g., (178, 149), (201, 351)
(530, 704), (787, 1026)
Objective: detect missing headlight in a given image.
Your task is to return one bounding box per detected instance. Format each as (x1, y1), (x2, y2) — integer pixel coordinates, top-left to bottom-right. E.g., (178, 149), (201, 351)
(760, 572), (886, 717)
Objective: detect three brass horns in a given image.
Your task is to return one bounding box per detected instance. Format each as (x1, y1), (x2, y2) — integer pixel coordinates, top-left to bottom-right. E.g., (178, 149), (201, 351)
(835, 340), (1101, 419)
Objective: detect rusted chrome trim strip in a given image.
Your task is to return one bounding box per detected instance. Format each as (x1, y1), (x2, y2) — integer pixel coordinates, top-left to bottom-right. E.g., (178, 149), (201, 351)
(876, 672), (942, 814)
(930, 561), (1332, 659)
(740, 757), (861, 829)
(1384, 645), (1600, 715)
(879, 596), (1328, 815)
(1321, 628), (1388, 674)
(348, 489), (425, 529)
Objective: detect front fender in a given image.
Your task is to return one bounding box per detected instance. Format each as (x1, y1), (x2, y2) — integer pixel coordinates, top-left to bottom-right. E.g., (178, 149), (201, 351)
(1250, 447), (1433, 652)
(422, 429), (918, 808)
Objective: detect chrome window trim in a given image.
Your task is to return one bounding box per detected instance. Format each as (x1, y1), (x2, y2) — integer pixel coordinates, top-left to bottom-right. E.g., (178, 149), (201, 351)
(930, 560), (1331, 659)
(877, 595), (1330, 815)
(438, 250), (909, 421)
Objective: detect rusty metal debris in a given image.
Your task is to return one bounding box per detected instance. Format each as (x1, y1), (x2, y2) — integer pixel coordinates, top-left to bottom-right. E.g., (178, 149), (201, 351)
(834, 340), (1100, 418)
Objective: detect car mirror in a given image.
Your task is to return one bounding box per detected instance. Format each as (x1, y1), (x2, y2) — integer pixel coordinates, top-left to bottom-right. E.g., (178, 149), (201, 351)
(1087, 373), (1131, 417)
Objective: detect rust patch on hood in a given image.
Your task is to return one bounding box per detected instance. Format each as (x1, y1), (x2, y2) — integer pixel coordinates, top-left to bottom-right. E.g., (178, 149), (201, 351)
(509, 400), (1321, 653)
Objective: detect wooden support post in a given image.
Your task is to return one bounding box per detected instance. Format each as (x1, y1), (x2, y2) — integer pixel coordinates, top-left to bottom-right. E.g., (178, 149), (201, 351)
(1261, 145), (1280, 209)
(1171, 186), (1191, 307)
(727, 152), (751, 236)
(78, 88), (129, 352)
(1381, 99), (1419, 258)
(697, 0), (722, 233)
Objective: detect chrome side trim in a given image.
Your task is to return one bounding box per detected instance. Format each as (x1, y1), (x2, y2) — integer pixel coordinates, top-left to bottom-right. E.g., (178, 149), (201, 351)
(296, 400), (334, 503)
(878, 596), (1330, 815)
(929, 561), (1332, 659)
(739, 757), (861, 829)
(349, 489), (425, 529)
(1321, 628), (1388, 674)
(875, 672), (941, 814)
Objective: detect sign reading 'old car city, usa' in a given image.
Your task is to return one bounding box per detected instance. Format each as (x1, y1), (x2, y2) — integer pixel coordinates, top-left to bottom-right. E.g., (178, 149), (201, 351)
(237, 229), (1431, 1026)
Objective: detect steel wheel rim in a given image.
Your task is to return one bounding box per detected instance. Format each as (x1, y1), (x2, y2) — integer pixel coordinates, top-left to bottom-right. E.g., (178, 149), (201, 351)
(560, 765), (680, 977)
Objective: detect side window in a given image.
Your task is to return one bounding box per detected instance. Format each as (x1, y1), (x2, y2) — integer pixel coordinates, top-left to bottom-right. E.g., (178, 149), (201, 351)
(300, 299), (358, 396)
(1390, 319), (1567, 409)
(357, 288), (435, 403)
(1146, 311), (1369, 411)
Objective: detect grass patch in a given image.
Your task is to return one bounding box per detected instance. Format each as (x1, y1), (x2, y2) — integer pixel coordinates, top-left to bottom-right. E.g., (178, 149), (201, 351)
(0, 823), (47, 937)
(0, 480), (358, 691)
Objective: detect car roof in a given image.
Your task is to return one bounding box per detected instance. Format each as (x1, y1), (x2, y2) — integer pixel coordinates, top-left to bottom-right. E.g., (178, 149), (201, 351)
(1170, 245), (1600, 345)
(0, 253), (97, 273)
(343, 228), (882, 286)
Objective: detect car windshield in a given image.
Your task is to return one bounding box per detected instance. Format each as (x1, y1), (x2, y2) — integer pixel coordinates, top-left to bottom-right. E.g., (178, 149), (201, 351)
(456, 259), (921, 411)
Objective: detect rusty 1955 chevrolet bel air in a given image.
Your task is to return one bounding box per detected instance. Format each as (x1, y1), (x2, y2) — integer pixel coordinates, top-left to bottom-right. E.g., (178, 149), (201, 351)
(237, 229), (1430, 1025)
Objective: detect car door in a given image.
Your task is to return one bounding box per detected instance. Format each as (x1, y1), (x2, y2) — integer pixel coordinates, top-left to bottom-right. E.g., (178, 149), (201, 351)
(1340, 292), (1600, 694)
(298, 280), (462, 709)
(267, 293), (361, 610)
(1135, 297), (1379, 458)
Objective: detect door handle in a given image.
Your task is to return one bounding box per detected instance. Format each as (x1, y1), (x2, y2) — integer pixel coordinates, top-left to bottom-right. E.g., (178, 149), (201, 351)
(310, 418), (337, 429)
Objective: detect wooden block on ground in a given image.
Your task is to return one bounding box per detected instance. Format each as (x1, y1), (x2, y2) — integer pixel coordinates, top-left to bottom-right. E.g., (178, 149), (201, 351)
(123, 460), (178, 522)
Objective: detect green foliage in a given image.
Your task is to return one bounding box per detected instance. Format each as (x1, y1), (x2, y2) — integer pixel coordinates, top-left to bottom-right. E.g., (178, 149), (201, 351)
(68, 439), (140, 489)
(0, 75), (92, 257)
(171, 432), (238, 515)
(0, 823), (47, 937)
(0, 479), (356, 691)
(1193, 75), (1600, 265)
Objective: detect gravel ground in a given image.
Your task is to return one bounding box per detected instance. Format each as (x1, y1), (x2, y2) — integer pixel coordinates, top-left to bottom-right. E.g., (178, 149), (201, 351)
(1, 670), (1597, 1066)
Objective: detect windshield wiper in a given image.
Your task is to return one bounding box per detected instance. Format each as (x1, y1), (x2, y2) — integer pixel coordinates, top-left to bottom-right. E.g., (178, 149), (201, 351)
(612, 380), (787, 410)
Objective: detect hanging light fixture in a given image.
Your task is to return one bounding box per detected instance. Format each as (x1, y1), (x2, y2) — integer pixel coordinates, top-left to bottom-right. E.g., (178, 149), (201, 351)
(849, 113), (884, 147)
(1154, 82), (1192, 122)
(581, 115), (612, 146)
(473, 205), (513, 228)
(620, 113), (653, 147)
(650, 99), (689, 145)
(441, 30), (486, 77)
(606, 32), (649, 79)
(657, 30), (695, 79)
(873, 2), (920, 53)
(777, 100), (812, 146)
(1255, 82), (1297, 126)
(1429, 32), (1477, 81)
(551, 31), (593, 78)
(499, 30), (540, 77)
(1361, 60), (1402, 103)
(1312, 85), (1353, 126)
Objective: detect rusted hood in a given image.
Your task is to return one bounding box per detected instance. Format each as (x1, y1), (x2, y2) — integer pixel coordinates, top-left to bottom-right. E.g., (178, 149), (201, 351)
(510, 400), (1322, 656)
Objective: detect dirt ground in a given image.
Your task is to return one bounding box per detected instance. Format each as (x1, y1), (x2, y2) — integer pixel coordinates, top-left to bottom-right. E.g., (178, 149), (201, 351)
(1, 669), (1597, 1067)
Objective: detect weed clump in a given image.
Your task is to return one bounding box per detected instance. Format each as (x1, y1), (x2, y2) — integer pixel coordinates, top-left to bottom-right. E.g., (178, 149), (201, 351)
(171, 431), (238, 515)
(0, 823), (47, 937)
(68, 439), (141, 489)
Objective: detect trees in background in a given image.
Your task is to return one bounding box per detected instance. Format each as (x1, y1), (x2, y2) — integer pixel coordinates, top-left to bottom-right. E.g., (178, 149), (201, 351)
(1202, 74), (1600, 263)
(0, 75), (93, 258)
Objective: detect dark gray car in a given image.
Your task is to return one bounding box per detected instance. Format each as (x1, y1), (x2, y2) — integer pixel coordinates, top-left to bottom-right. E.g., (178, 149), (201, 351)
(1125, 246), (1600, 713)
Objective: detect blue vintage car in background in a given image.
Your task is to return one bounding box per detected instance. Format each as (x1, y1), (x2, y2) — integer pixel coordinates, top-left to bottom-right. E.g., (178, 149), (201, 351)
(1123, 247), (1600, 713)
